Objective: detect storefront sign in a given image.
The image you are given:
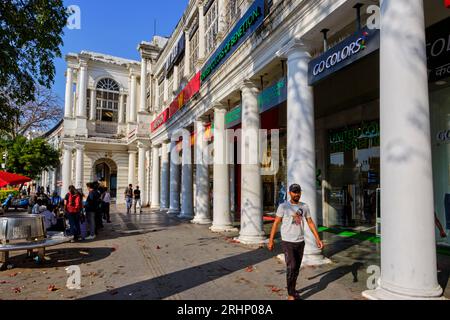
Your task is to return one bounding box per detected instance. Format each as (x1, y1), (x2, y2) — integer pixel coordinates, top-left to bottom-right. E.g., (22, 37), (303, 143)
(437, 129), (450, 143)
(426, 17), (450, 82)
(225, 77), (287, 128)
(165, 34), (185, 73)
(308, 27), (380, 85)
(200, 0), (265, 83)
(329, 121), (380, 153)
(259, 77), (287, 113)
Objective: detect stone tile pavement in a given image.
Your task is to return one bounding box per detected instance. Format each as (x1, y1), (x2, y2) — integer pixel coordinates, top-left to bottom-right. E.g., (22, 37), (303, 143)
(0, 206), (448, 300)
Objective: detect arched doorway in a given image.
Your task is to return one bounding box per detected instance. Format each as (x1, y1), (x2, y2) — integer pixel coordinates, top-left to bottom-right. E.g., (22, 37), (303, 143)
(93, 158), (118, 199)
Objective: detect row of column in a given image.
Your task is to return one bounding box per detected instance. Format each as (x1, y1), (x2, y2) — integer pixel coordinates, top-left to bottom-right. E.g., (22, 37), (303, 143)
(148, 0), (443, 299)
(61, 144), (85, 197)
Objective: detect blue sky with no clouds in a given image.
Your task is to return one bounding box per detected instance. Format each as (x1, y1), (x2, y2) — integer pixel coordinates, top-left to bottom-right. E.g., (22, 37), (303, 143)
(52, 0), (189, 103)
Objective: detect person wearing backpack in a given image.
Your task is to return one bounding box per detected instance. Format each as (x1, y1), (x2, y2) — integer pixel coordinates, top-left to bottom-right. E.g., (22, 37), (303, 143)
(64, 185), (82, 242)
(85, 182), (100, 240)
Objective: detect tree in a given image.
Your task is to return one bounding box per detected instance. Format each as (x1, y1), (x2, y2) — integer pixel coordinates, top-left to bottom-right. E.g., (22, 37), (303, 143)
(7, 85), (63, 138)
(0, 0), (68, 133)
(0, 136), (60, 180)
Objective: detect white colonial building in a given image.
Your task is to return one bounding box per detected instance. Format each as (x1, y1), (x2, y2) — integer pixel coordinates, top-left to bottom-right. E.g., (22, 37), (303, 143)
(42, 0), (450, 300)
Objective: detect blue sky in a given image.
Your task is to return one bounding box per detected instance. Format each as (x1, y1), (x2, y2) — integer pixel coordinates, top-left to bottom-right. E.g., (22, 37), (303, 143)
(52, 0), (189, 102)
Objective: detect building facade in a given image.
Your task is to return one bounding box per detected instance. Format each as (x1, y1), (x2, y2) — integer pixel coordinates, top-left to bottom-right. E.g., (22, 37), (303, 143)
(46, 0), (449, 299)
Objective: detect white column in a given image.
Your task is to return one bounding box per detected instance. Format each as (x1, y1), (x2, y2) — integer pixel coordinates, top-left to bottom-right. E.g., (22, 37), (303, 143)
(61, 145), (73, 197)
(77, 62), (88, 118)
(217, 0), (227, 40)
(279, 39), (329, 265)
(163, 78), (169, 104)
(168, 139), (181, 214)
(173, 65), (179, 94)
(193, 119), (212, 224)
(146, 149), (151, 207)
(138, 143), (148, 207)
(151, 146), (161, 209)
(198, 4), (206, 63)
(89, 89), (96, 121)
(75, 144), (84, 190)
(140, 58), (147, 113)
(179, 129), (194, 219)
(363, 0), (443, 300)
(129, 74), (137, 123)
(128, 150), (137, 186)
(64, 68), (74, 118)
(160, 141), (170, 210)
(211, 105), (236, 232)
(184, 30), (191, 78)
(118, 93), (125, 124)
(237, 81), (266, 244)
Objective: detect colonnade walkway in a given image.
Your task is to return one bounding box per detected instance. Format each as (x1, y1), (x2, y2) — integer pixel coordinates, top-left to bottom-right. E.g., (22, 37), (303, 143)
(0, 205), (449, 300)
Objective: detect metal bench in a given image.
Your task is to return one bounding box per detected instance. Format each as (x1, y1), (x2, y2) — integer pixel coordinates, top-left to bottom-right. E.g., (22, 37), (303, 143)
(0, 214), (72, 270)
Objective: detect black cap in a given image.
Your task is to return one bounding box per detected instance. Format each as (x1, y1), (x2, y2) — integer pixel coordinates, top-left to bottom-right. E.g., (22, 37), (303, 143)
(289, 184), (302, 193)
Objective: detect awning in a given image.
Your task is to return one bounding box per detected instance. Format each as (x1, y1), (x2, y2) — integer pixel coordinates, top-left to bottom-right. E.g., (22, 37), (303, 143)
(0, 171), (32, 188)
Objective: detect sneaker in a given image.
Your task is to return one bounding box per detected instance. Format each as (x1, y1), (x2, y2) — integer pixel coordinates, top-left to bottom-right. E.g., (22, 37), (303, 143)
(85, 235), (96, 240)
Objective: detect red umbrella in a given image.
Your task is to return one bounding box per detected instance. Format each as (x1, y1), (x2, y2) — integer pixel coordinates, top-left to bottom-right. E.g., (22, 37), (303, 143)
(0, 171), (31, 188)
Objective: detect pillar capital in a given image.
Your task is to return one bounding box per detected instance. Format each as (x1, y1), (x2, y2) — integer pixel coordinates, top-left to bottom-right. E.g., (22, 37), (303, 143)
(128, 149), (138, 154)
(74, 143), (85, 151)
(137, 141), (150, 150)
(212, 102), (228, 112)
(239, 79), (260, 92)
(63, 144), (74, 152)
(276, 37), (313, 61)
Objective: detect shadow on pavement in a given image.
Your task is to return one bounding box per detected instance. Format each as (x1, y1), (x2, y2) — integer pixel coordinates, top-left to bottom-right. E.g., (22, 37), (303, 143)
(80, 248), (277, 300)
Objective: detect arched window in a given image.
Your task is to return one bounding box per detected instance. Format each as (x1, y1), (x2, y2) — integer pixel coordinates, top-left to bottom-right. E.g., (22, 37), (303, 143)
(96, 78), (120, 122)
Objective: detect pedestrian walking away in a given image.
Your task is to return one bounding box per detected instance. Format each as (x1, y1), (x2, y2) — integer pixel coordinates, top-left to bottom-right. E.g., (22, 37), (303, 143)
(85, 183), (100, 240)
(125, 184), (133, 214)
(268, 183), (324, 300)
(134, 186), (141, 214)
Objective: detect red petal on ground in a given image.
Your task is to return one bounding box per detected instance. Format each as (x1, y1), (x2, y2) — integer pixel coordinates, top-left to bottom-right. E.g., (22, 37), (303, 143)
(245, 266), (254, 272)
(12, 287), (21, 293)
(8, 273), (18, 277)
(48, 285), (59, 292)
(156, 246), (161, 250)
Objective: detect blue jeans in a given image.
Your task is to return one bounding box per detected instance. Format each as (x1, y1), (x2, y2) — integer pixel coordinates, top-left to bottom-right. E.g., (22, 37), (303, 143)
(67, 212), (81, 238)
(126, 197), (132, 213)
(86, 211), (96, 236)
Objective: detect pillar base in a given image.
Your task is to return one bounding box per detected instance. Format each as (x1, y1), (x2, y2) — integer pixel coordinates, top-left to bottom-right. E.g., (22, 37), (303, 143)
(159, 207), (169, 212)
(151, 204), (161, 210)
(191, 217), (212, 225)
(236, 235), (268, 245)
(276, 253), (333, 267)
(167, 209), (180, 215)
(178, 213), (194, 220)
(302, 253), (333, 266)
(210, 225), (238, 233)
(362, 287), (446, 300)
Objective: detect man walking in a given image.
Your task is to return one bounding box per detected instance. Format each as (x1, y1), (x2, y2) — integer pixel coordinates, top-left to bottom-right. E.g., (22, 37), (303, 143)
(133, 186), (141, 214)
(85, 183), (100, 240)
(125, 184), (133, 214)
(268, 184), (324, 300)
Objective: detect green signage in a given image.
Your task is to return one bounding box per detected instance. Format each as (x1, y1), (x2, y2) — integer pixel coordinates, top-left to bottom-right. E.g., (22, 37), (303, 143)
(200, 0), (265, 83)
(329, 121), (380, 153)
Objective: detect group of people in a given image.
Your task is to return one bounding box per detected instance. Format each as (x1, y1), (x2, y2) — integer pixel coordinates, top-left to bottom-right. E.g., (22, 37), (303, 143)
(124, 184), (142, 214)
(64, 182), (111, 241)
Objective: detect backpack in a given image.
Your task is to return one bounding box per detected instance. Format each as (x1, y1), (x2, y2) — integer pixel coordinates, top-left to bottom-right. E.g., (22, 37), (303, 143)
(66, 192), (81, 214)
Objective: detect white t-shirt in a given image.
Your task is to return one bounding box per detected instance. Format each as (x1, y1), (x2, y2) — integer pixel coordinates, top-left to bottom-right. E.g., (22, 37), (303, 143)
(276, 201), (311, 243)
(41, 210), (57, 230)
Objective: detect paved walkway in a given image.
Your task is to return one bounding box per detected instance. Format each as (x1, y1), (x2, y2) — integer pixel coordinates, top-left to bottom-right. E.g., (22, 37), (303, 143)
(0, 206), (449, 300)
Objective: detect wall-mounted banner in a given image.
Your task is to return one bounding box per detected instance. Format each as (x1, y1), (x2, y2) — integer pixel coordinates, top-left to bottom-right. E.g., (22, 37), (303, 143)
(151, 108), (170, 132)
(165, 33), (186, 73)
(308, 27), (380, 86)
(200, 0), (265, 84)
(151, 72), (201, 132)
(426, 17), (450, 83)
